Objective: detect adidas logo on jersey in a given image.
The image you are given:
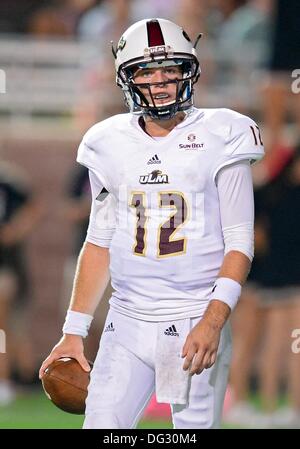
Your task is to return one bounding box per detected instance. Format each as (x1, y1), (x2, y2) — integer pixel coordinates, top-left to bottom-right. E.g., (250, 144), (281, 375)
(147, 154), (161, 165)
(104, 322), (115, 332)
(139, 170), (169, 185)
(164, 324), (179, 337)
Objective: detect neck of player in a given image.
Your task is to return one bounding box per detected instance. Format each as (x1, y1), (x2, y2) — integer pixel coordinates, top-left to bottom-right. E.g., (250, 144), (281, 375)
(143, 112), (186, 137)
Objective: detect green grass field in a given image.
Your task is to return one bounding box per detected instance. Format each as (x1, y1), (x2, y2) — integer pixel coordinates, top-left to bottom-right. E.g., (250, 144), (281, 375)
(0, 390), (172, 429)
(1, 389), (286, 429)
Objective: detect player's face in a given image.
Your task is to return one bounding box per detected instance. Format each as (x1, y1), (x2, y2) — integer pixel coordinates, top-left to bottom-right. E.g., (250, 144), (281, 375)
(133, 66), (182, 106)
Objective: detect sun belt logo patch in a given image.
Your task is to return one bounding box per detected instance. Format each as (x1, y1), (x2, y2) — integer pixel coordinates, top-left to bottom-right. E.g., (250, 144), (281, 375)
(188, 133), (196, 142)
(179, 133), (205, 150)
(139, 170), (169, 185)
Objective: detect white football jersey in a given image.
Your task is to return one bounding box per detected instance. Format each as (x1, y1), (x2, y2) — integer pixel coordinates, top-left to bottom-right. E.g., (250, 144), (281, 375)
(77, 108), (264, 321)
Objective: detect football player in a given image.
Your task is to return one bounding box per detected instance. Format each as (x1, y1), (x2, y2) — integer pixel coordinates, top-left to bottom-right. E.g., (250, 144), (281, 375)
(40, 18), (264, 428)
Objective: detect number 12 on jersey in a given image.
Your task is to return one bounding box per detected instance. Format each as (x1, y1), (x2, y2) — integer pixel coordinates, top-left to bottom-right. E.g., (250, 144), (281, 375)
(130, 191), (189, 258)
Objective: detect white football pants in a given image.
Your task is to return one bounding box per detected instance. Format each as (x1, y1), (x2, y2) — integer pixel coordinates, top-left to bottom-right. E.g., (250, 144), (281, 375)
(83, 308), (232, 429)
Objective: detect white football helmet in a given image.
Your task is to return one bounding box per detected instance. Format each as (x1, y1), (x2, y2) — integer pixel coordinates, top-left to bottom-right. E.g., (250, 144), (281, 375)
(112, 18), (201, 120)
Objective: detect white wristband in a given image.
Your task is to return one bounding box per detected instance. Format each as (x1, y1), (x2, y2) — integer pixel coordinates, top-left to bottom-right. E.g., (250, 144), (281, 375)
(209, 277), (242, 311)
(62, 310), (93, 338)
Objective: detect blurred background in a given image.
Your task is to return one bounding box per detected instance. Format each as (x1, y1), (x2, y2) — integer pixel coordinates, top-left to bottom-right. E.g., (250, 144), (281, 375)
(0, 0), (299, 429)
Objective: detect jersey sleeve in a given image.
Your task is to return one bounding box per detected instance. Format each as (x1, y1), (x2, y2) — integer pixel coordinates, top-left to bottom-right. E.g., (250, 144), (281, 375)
(85, 170), (117, 248)
(216, 160), (255, 261)
(213, 115), (265, 181)
(77, 139), (111, 192)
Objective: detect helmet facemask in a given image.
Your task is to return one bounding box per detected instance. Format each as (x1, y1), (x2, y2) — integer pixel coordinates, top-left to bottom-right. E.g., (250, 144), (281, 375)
(117, 58), (199, 120)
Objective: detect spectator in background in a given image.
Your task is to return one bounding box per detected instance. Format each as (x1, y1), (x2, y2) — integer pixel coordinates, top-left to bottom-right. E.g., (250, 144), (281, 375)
(208, 0), (271, 112)
(254, 145), (300, 427)
(74, 50), (127, 132)
(63, 165), (91, 259)
(0, 161), (42, 405)
(227, 145), (300, 428)
(210, 0), (270, 46)
(257, 0), (300, 184)
(0, 0), (46, 34)
(77, 0), (179, 41)
(27, 0), (98, 37)
(176, 0), (209, 43)
(74, 0), (132, 130)
(225, 0), (300, 427)
(78, 0), (132, 42)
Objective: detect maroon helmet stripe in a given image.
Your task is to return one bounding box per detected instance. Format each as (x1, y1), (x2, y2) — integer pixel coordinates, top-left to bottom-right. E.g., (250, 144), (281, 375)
(147, 20), (165, 47)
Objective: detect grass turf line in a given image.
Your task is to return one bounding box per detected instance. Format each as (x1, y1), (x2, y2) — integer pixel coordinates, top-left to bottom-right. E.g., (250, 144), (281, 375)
(0, 391), (172, 429)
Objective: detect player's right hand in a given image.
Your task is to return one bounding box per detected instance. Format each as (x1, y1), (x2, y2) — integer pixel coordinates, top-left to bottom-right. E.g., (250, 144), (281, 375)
(39, 334), (91, 379)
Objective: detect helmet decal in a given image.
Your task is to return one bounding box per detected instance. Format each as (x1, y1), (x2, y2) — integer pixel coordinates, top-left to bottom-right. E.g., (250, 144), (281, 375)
(117, 36), (126, 52)
(182, 30), (191, 42)
(146, 19), (165, 47)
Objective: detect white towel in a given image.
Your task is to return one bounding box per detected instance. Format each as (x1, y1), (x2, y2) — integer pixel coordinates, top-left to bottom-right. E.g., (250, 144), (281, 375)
(155, 318), (192, 405)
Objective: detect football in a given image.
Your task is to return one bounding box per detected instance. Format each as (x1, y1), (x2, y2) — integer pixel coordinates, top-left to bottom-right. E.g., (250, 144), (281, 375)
(41, 357), (93, 414)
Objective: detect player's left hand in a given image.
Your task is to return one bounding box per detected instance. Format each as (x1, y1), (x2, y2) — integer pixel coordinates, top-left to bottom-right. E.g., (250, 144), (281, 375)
(181, 319), (221, 376)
